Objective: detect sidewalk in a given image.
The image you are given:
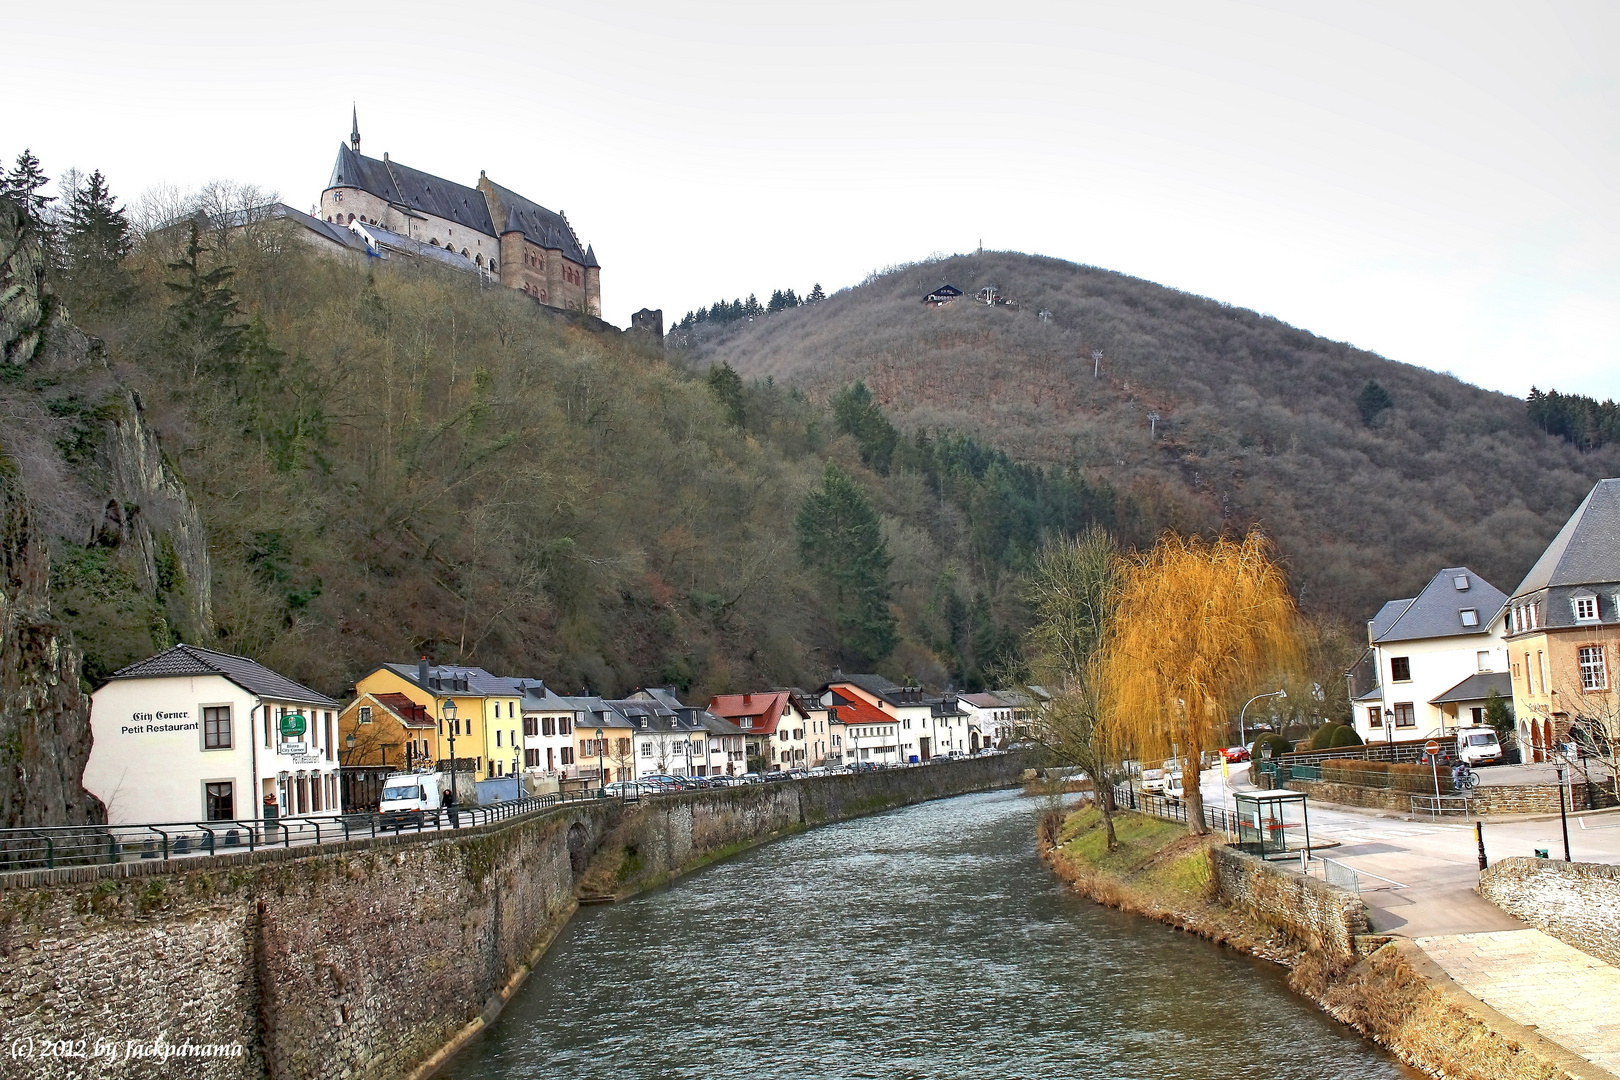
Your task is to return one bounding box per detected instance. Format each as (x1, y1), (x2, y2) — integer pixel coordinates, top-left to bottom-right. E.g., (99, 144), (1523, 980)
(1415, 929), (1620, 1076)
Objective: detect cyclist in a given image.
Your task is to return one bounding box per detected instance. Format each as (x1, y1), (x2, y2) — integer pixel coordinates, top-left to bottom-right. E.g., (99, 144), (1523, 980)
(1451, 761), (1475, 789)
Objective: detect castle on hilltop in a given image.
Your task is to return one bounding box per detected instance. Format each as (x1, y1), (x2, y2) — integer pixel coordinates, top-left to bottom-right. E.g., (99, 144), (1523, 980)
(319, 111), (601, 316)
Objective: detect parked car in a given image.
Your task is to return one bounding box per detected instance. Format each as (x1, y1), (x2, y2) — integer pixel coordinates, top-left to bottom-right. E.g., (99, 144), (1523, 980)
(603, 781), (647, 798)
(706, 774), (740, 787)
(764, 771), (791, 782)
(1219, 746), (1251, 763)
(740, 772), (765, 784)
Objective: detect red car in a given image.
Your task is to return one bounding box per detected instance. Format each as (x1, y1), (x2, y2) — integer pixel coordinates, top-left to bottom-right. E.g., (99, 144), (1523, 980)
(1219, 746), (1251, 763)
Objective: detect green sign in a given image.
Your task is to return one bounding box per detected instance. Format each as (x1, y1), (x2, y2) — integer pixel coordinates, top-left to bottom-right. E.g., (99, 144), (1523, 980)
(279, 712), (308, 738)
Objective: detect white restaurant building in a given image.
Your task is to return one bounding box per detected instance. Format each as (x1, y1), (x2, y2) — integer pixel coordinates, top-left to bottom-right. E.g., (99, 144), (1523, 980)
(84, 644), (341, 824)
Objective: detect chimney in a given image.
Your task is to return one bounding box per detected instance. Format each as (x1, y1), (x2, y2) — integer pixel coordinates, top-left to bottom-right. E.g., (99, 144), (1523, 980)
(419, 656), (429, 687)
(744, 692), (752, 704)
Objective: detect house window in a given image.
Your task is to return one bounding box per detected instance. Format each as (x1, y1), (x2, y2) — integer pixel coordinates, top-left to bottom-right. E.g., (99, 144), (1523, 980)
(1460, 609), (1478, 627)
(523, 717), (537, 737)
(1367, 707), (1382, 728)
(205, 781), (234, 821)
(496, 730), (502, 747)
(1390, 657), (1411, 682)
(1393, 703), (1416, 728)
(560, 747), (575, 765)
(204, 706), (232, 749)
(1574, 596), (1598, 622)
(525, 748), (539, 768)
(617, 738), (630, 757)
(359, 706), (373, 725)
(1579, 645), (1608, 691)
(559, 717), (571, 735)
(641, 743), (652, 757)
(1477, 651), (1492, 673)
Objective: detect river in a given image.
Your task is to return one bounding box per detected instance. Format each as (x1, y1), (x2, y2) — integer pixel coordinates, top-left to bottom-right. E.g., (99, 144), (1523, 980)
(440, 788), (1416, 1079)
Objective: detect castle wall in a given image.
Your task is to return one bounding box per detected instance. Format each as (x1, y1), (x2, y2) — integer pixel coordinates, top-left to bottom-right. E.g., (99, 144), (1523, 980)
(320, 188), (499, 271)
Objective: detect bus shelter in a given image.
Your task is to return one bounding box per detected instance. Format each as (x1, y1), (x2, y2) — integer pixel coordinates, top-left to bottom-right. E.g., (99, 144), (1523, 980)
(1234, 789), (1311, 859)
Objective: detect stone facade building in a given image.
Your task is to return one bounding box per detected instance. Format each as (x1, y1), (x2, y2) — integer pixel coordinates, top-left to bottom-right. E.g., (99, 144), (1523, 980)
(319, 111), (600, 315)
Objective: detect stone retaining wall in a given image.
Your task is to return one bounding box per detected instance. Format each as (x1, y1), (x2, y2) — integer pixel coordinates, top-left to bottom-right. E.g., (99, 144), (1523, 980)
(1284, 777), (1613, 816)
(1209, 845), (1370, 959)
(1479, 856), (1620, 967)
(0, 756), (1022, 1080)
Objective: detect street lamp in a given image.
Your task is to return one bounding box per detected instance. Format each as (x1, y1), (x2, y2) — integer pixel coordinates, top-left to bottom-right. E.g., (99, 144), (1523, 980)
(595, 727), (605, 792)
(1239, 688), (1286, 748)
(1383, 708), (1395, 746)
(443, 698), (458, 815)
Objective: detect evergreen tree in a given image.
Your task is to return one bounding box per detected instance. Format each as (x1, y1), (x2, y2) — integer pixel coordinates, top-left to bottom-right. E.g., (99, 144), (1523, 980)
(1356, 379), (1393, 426)
(2, 149), (54, 228)
(807, 282), (825, 303)
(797, 462), (897, 666)
(831, 381), (899, 474)
(165, 221), (243, 380)
(767, 289), (785, 314)
(744, 293), (762, 318)
(61, 169), (133, 310)
(784, 288), (799, 307)
(706, 362), (746, 428)
(1483, 688), (1515, 743)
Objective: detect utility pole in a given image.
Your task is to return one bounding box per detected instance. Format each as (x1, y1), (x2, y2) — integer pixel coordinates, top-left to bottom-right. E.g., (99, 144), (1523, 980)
(1558, 765), (1571, 861)
(1092, 349), (1103, 378)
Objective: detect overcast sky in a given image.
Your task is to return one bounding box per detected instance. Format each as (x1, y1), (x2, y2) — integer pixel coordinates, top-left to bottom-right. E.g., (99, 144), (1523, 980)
(7, 0), (1617, 399)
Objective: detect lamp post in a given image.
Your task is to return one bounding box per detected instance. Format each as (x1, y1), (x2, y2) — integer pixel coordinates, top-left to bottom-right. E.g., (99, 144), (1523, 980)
(1383, 708), (1395, 746)
(1239, 688), (1286, 748)
(595, 727), (605, 793)
(443, 698), (458, 819)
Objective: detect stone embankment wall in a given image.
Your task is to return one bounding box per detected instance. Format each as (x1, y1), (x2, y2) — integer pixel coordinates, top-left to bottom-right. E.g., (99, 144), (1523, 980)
(1479, 857), (1620, 967)
(0, 756), (1022, 1080)
(1208, 846), (1370, 959)
(1283, 777), (1615, 816)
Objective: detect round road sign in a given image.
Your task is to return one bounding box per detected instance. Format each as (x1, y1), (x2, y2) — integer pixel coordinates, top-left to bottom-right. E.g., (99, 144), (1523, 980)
(1424, 739), (1441, 755)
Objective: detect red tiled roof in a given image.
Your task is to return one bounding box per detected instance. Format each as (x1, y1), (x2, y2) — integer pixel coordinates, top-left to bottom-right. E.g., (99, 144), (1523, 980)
(826, 694), (892, 727)
(372, 692), (434, 727)
(707, 691), (788, 734)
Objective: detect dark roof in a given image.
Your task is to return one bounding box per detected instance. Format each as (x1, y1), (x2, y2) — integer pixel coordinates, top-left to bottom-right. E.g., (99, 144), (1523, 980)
(1514, 479), (1620, 596)
(482, 178), (588, 263)
(1370, 568), (1507, 644)
(925, 284), (962, 298)
(378, 663), (511, 695)
(266, 203), (368, 251)
(1367, 598), (1414, 642)
(1429, 671), (1513, 705)
(325, 144), (496, 236)
(109, 644), (337, 706)
(584, 244), (599, 269)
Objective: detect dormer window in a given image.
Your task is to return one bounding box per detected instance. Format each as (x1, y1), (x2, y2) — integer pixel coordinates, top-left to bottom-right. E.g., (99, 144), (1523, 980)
(1574, 595), (1599, 622)
(1454, 575), (1470, 591)
(1460, 608), (1479, 627)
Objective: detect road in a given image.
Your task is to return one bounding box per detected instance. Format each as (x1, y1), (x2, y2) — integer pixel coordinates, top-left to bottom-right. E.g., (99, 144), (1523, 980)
(1199, 763), (1620, 937)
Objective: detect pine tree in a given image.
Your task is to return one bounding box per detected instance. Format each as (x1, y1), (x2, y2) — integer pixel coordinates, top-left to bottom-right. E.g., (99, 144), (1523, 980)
(784, 288), (799, 307)
(744, 293), (762, 318)
(61, 170), (133, 309)
(797, 462), (897, 666)
(807, 282), (825, 303)
(831, 381), (899, 474)
(706, 362), (746, 428)
(165, 221), (244, 380)
(2, 150), (54, 228)
(1356, 379), (1393, 426)
(767, 289), (784, 314)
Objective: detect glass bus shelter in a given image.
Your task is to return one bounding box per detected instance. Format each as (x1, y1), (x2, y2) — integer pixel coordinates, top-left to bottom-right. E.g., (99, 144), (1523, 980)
(1234, 789), (1311, 859)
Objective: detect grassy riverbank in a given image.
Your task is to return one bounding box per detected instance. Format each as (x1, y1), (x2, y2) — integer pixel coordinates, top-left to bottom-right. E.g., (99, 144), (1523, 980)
(1041, 805), (1598, 1080)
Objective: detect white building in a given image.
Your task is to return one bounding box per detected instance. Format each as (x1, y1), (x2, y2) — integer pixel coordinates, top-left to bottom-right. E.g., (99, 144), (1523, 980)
(1349, 567), (1511, 743)
(518, 681), (583, 781)
(84, 644), (340, 824)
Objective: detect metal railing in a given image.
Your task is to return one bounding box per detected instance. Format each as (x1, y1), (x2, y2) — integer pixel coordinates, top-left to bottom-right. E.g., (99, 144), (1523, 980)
(1113, 783), (1237, 838)
(1410, 794), (1473, 817)
(0, 790), (610, 872)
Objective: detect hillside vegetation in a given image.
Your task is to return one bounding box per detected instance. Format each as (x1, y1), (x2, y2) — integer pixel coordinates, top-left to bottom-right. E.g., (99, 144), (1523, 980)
(686, 251), (1620, 618)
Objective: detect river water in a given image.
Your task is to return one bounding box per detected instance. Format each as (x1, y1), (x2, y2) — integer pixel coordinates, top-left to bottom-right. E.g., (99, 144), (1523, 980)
(441, 789), (1415, 1080)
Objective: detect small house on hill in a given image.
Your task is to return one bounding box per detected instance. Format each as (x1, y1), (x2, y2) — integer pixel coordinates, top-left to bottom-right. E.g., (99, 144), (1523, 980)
(923, 284), (963, 307)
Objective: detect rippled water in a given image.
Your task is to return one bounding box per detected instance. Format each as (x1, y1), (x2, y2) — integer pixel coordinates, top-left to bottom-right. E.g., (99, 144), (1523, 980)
(441, 789), (1415, 1080)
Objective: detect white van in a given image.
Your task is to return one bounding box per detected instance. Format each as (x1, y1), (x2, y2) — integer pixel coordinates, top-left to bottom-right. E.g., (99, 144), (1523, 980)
(1455, 726), (1503, 768)
(379, 772), (450, 823)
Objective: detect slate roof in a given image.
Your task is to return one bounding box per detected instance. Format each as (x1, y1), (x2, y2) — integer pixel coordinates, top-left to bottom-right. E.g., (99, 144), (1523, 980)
(1429, 671), (1513, 705)
(958, 693), (1006, 709)
(556, 696), (635, 728)
(378, 663), (510, 695)
(326, 144), (496, 237)
(1369, 567), (1507, 644)
(109, 644), (337, 706)
(482, 178), (589, 263)
(266, 203), (368, 251)
(1513, 479), (1620, 596)
(352, 221), (483, 271)
(514, 681), (574, 712)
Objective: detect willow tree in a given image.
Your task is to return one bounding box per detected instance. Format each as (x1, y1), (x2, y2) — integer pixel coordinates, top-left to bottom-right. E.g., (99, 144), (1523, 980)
(1026, 528), (1122, 850)
(1104, 530), (1300, 834)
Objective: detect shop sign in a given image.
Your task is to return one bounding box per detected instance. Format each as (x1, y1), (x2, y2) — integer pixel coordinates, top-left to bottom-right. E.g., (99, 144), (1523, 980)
(279, 740), (308, 756)
(280, 713), (308, 738)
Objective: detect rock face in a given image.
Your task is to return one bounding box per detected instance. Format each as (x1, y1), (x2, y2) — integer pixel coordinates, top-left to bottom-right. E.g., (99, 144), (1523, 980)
(0, 470), (103, 828)
(0, 197), (49, 366)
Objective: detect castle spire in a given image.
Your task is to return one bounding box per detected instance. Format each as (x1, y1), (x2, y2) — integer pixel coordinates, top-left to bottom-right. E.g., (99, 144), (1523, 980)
(350, 105), (360, 154)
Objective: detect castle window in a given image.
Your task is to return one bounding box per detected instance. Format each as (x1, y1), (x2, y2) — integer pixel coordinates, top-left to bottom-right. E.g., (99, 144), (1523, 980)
(431, 238), (440, 246)
(475, 255), (483, 266)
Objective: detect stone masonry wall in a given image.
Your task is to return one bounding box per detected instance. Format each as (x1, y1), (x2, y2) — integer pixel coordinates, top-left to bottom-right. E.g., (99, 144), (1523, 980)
(1284, 777), (1612, 816)
(1478, 856), (1620, 967)
(1209, 845), (1370, 959)
(0, 756), (1022, 1080)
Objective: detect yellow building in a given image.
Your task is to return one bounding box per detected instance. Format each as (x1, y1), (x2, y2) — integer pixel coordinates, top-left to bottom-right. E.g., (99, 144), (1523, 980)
(346, 661), (522, 783)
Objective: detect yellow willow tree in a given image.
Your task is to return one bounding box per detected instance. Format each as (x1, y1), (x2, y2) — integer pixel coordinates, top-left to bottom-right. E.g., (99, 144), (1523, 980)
(1103, 529), (1302, 834)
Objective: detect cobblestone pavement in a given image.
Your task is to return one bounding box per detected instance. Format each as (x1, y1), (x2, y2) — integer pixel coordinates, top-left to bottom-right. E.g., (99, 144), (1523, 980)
(1414, 929), (1620, 1075)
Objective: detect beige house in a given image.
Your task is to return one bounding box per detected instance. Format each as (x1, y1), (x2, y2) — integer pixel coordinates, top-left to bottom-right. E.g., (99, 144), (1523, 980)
(1504, 478), (1620, 762)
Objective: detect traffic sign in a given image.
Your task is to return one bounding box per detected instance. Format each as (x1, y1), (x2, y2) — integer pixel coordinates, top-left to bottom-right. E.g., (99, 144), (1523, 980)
(1424, 740), (1441, 755)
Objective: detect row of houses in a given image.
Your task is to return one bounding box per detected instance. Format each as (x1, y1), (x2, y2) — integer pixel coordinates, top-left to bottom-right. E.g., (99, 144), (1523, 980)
(1345, 478), (1620, 763)
(81, 651), (1035, 824)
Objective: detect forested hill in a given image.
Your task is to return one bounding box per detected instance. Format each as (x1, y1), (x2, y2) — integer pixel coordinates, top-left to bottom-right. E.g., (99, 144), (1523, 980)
(684, 251), (1620, 619)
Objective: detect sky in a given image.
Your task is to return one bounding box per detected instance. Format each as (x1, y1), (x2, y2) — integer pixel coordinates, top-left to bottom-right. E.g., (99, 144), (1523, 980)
(7, 0), (1618, 399)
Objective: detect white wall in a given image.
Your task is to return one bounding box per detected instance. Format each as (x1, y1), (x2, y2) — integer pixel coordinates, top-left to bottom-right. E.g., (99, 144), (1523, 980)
(1354, 628), (1508, 741)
